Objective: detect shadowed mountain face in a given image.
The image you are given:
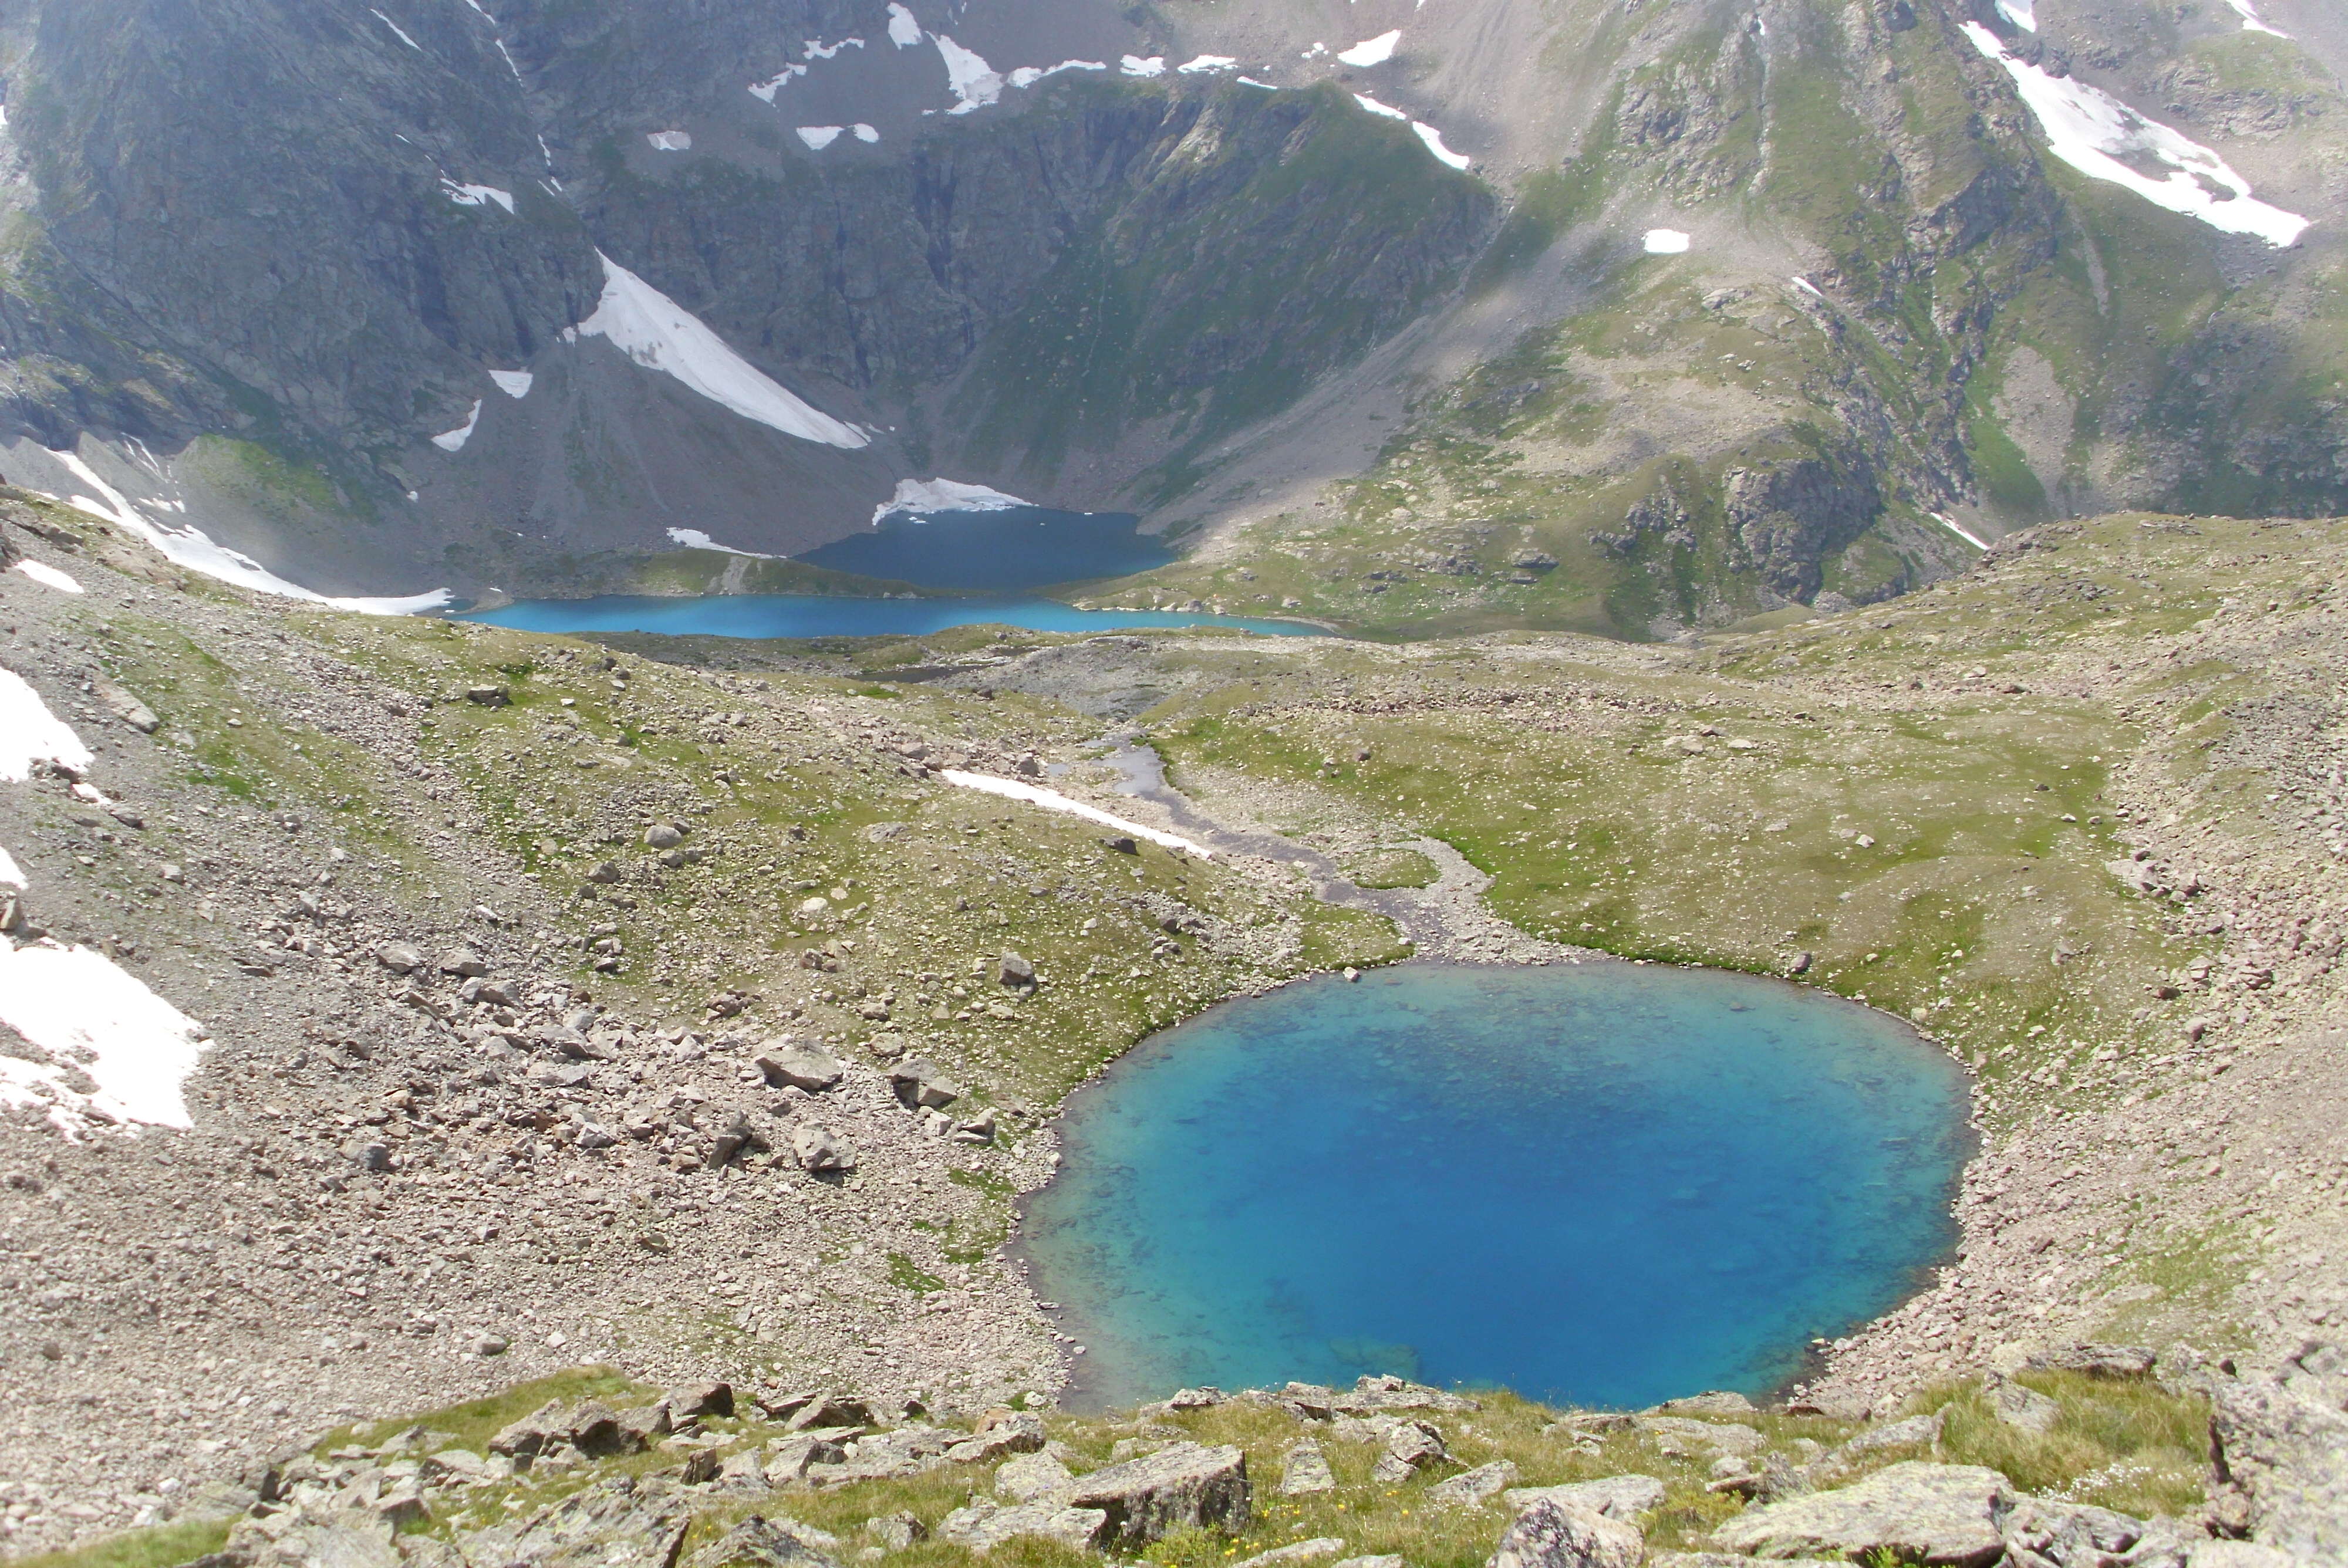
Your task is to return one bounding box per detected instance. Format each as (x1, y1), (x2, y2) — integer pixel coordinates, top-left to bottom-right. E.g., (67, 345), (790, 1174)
(0, 0), (2338, 619)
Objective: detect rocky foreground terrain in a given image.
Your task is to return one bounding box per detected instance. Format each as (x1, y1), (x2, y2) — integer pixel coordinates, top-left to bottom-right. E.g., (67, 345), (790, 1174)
(3, 492), (2347, 1567)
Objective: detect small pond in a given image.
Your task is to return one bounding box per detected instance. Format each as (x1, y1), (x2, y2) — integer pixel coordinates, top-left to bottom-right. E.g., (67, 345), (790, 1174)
(1020, 962), (1971, 1411)
(795, 506), (1173, 590)
(464, 594), (1320, 640)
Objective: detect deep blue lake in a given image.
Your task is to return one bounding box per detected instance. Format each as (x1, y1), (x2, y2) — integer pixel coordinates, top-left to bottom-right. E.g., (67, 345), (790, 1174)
(1022, 962), (1971, 1410)
(796, 507), (1174, 589)
(464, 595), (1320, 640)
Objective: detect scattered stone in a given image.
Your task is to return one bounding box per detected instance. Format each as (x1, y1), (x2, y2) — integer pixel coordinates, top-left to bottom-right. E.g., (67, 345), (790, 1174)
(1372, 1420), (1450, 1482)
(1428, 1460), (1520, 1508)
(784, 1395), (872, 1432)
(1829, 1409), (1945, 1465)
(669, 1381), (734, 1420)
(998, 951), (1035, 988)
(1711, 1462), (2015, 1568)
(438, 947), (489, 978)
(2023, 1344), (2157, 1380)
(687, 1516), (842, 1568)
(464, 685), (511, 707)
(1232, 1539), (1347, 1568)
(1487, 1499), (1645, 1568)
(1986, 1376), (2061, 1435)
(1067, 1441), (1252, 1547)
(645, 824), (685, 849)
(374, 941), (422, 974)
(757, 1042), (845, 1092)
(1502, 1476), (1667, 1520)
(994, 1449), (1075, 1503)
(789, 1124), (855, 1173)
(886, 1057), (963, 1111)
(938, 1498), (1107, 1552)
(946, 1411), (1045, 1463)
(1280, 1438), (1336, 1496)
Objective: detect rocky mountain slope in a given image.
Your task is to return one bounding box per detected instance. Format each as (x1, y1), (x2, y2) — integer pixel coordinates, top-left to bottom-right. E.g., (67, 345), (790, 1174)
(0, 0), (2340, 626)
(3, 479), (2345, 1562)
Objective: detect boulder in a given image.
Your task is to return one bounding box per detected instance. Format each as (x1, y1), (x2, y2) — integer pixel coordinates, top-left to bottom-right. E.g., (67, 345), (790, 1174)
(1999, 1496), (2144, 1566)
(469, 1476), (689, 1568)
(785, 1395), (873, 1432)
(888, 1057), (964, 1111)
(2024, 1344), (2157, 1380)
(464, 685), (510, 707)
(1232, 1540), (1346, 1568)
(1986, 1376), (2062, 1435)
(1636, 1415), (1765, 1455)
(1828, 1410), (1945, 1466)
(862, 1513), (926, 1552)
(669, 1380), (734, 1420)
(438, 947), (489, 977)
(489, 1400), (571, 1459)
(1428, 1459), (1520, 1508)
(939, 1498), (1108, 1552)
(1503, 1475), (1667, 1520)
(645, 824), (684, 849)
(1711, 1462), (2015, 1567)
(1372, 1418), (1450, 1482)
(995, 1449), (1075, 1503)
(1487, 1499), (1645, 1568)
(1280, 1439), (1337, 1495)
(1337, 1373), (1482, 1414)
(375, 941), (423, 974)
(686, 1516), (842, 1568)
(998, 951), (1035, 987)
(1658, 1391), (1757, 1416)
(947, 1411), (1045, 1462)
(789, 1123), (855, 1173)
(1067, 1441), (1252, 1547)
(757, 1042), (844, 1093)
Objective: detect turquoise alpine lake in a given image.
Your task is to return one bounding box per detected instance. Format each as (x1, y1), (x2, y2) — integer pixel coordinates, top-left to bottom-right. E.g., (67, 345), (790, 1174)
(1020, 962), (1972, 1411)
(796, 506), (1174, 590)
(463, 594), (1321, 640)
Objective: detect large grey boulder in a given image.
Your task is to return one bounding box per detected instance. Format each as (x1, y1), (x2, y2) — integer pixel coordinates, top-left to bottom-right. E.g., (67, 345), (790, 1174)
(1986, 1376), (2062, 1435)
(1067, 1441), (1251, 1547)
(1999, 1496), (2144, 1566)
(994, 1449), (1075, 1503)
(1503, 1475), (1668, 1520)
(2024, 1344), (2157, 1379)
(938, 1498), (1108, 1552)
(757, 1042), (844, 1093)
(687, 1516), (844, 1568)
(1711, 1462), (2015, 1567)
(1372, 1419), (1450, 1481)
(1487, 1499), (1645, 1568)
(463, 1476), (691, 1568)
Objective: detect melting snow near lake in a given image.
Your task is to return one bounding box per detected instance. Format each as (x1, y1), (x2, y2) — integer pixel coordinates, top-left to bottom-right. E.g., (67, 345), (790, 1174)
(1963, 22), (2307, 246)
(873, 476), (1033, 523)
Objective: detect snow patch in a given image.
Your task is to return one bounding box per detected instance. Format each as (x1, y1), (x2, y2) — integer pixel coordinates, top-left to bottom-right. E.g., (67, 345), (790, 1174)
(797, 125), (845, 148)
(940, 771), (1212, 859)
(430, 399), (484, 452)
(489, 369), (534, 398)
(1303, 42), (1329, 59)
(370, 8), (423, 49)
(646, 130), (693, 151)
(1353, 92), (1408, 120)
(1412, 121), (1470, 169)
(887, 3), (922, 46)
(1120, 55), (1166, 77)
(2225, 0), (2288, 34)
(0, 841), (21, 888)
(1962, 23), (2306, 246)
(1995, 0), (2037, 32)
(804, 36), (866, 58)
(0, 936), (211, 1134)
(874, 477), (1033, 525)
(571, 254), (871, 448)
(1178, 55), (1239, 73)
(1237, 75), (1277, 89)
(1643, 227), (1692, 253)
(1, 666), (92, 782)
(1013, 60), (1107, 86)
(1338, 29), (1402, 65)
(12, 560), (83, 594)
(442, 181), (515, 213)
(936, 36), (1005, 111)
(1791, 276), (1823, 298)
(41, 449), (451, 613)
(1933, 512), (1991, 550)
(853, 123), (880, 143)
(666, 528), (778, 558)
(750, 65), (807, 101)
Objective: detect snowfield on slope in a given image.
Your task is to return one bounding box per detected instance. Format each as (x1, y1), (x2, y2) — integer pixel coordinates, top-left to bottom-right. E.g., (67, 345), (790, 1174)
(571, 254), (871, 448)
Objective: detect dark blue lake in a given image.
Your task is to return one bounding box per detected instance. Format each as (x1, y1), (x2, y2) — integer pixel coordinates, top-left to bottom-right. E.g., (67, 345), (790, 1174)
(796, 506), (1173, 590)
(464, 595), (1320, 640)
(1022, 962), (1971, 1410)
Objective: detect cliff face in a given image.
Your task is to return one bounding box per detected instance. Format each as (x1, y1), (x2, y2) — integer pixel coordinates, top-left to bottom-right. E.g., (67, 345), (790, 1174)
(0, 0), (2337, 609)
